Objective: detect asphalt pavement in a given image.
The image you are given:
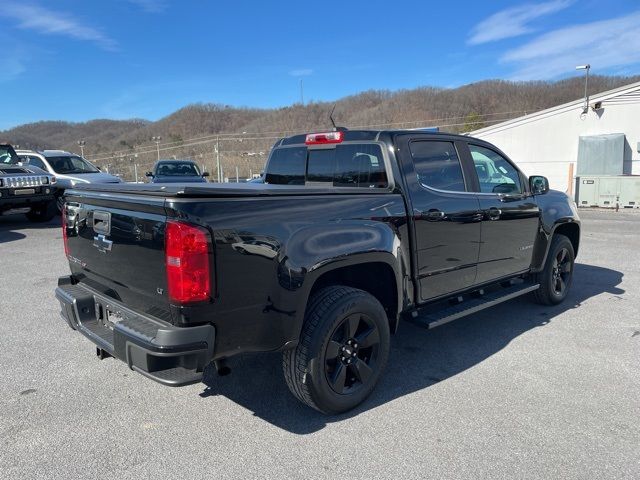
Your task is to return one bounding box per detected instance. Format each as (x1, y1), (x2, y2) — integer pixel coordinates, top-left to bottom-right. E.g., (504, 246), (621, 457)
(0, 209), (638, 479)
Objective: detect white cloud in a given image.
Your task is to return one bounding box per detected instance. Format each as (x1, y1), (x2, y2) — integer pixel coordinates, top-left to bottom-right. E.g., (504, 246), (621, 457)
(1, 3), (116, 51)
(125, 0), (167, 13)
(289, 68), (313, 77)
(468, 0), (573, 45)
(502, 11), (640, 80)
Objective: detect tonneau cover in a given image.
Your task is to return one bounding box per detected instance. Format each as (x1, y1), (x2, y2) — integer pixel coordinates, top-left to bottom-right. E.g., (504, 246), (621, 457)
(70, 182), (393, 198)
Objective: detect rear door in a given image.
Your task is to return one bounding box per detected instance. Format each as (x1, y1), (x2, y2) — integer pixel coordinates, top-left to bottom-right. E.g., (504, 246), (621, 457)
(395, 135), (482, 302)
(464, 142), (540, 284)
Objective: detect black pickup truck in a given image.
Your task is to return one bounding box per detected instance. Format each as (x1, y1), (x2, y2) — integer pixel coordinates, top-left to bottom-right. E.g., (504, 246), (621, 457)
(55, 129), (580, 413)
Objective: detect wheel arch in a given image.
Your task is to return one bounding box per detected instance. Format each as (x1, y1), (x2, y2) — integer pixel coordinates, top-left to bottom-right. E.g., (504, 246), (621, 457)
(298, 253), (404, 336)
(531, 220), (580, 272)
(554, 222), (580, 257)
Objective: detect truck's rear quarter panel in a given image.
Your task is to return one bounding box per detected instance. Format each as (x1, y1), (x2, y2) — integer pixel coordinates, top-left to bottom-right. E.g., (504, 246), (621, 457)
(167, 193), (410, 357)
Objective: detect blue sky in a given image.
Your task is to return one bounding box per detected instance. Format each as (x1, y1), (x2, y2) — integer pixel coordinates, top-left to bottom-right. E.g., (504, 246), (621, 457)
(1, 0), (639, 130)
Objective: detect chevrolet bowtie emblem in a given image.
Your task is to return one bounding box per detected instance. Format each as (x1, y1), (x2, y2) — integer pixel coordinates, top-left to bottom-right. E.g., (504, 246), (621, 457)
(93, 234), (113, 253)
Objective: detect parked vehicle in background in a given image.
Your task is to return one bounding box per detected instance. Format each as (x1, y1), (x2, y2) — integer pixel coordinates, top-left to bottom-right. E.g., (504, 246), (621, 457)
(146, 160), (209, 183)
(55, 129), (580, 414)
(1, 143), (57, 222)
(16, 149), (121, 212)
(247, 175), (264, 183)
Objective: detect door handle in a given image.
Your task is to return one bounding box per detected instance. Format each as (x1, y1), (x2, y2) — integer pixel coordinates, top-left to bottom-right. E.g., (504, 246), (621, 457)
(487, 207), (501, 220)
(424, 209), (446, 221)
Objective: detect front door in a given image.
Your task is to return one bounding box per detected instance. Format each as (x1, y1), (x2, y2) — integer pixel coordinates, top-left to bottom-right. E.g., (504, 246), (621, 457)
(466, 143), (540, 284)
(396, 136), (482, 302)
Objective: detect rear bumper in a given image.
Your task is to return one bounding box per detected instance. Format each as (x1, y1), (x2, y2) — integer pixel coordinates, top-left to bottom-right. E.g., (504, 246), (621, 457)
(55, 278), (215, 386)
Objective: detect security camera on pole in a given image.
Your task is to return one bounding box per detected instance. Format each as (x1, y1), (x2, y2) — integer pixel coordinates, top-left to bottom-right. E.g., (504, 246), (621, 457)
(576, 64), (591, 115)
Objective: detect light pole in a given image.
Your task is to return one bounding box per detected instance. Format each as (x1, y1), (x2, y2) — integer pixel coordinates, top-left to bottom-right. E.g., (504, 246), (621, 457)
(152, 136), (162, 161)
(77, 140), (86, 157)
(576, 64), (591, 114)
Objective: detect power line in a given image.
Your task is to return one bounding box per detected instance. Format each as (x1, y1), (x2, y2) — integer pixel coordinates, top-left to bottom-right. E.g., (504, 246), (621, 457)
(85, 110), (528, 162)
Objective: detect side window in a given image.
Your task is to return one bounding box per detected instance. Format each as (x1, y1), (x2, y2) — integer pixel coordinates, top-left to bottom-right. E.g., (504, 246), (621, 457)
(307, 144), (387, 188)
(24, 156), (47, 170)
(469, 144), (522, 194)
(409, 141), (466, 192)
(264, 147), (306, 185)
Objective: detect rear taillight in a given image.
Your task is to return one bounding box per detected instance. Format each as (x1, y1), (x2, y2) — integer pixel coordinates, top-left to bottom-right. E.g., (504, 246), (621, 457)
(61, 206), (69, 257)
(165, 221), (212, 304)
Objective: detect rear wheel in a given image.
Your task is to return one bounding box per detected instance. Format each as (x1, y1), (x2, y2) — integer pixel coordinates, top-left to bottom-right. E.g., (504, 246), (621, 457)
(283, 286), (390, 414)
(533, 234), (575, 305)
(25, 201), (57, 222)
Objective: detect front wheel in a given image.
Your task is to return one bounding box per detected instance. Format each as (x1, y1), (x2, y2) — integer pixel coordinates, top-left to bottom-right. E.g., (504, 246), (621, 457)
(25, 201), (57, 223)
(283, 286), (390, 414)
(56, 193), (65, 214)
(532, 234), (575, 305)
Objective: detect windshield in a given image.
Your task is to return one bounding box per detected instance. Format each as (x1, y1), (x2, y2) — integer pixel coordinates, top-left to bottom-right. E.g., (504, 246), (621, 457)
(155, 162), (200, 176)
(0, 146), (20, 165)
(47, 155), (100, 174)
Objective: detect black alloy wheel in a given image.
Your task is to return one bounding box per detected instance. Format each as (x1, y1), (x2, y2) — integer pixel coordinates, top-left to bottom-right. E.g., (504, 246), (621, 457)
(551, 247), (572, 296)
(533, 233), (575, 305)
(283, 286), (390, 414)
(324, 313), (381, 395)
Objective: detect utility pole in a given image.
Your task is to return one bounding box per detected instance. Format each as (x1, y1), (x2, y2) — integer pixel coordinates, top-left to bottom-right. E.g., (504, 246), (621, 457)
(77, 140), (85, 157)
(133, 154), (139, 183)
(215, 136), (221, 183)
(152, 136), (162, 161)
(236, 165), (239, 183)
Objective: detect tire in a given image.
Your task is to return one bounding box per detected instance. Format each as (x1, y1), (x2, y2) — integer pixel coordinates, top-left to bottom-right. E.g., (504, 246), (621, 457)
(25, 201), (57, 223)
(55, 193), (65, 214)
(532, 234), (575, 305)
(283, 286), (390, 414)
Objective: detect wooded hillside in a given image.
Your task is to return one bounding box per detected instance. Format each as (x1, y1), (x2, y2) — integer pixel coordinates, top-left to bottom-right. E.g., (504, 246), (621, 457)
(2, 75), (637, 181)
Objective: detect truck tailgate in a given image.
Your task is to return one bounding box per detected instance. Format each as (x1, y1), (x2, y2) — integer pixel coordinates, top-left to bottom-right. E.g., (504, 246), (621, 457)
(64, 192), (171, 321)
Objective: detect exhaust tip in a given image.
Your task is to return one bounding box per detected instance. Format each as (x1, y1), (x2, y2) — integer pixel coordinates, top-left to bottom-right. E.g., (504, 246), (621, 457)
(214, 359), (231, 376)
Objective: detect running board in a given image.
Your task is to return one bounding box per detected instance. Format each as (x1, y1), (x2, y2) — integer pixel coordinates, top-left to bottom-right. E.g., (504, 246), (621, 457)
(410, 283), (540, 329)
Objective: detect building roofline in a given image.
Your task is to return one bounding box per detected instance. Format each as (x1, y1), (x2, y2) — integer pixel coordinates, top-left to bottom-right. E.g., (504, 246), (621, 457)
(470, 79), (640, 137)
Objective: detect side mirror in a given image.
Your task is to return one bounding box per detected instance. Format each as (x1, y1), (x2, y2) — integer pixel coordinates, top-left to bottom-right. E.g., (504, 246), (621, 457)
(529, 175), (549, 195)
(202, 171), (210, 177)
(145, 171), (153, 177)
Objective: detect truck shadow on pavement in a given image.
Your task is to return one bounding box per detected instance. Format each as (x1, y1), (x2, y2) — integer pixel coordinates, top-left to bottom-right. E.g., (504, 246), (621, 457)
(200, 263), (624, 434)
(0, 216), (60, 244)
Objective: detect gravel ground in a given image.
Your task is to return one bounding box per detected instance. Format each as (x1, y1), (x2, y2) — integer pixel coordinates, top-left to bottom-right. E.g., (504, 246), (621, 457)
(0, 209), (638, 479)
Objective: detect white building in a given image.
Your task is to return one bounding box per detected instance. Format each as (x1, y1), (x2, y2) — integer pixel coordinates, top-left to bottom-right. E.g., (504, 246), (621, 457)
(471, 80), (640, 193)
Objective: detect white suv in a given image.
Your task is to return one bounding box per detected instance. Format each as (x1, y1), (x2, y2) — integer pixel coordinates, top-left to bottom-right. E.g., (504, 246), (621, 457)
(16, 149), (121, 211)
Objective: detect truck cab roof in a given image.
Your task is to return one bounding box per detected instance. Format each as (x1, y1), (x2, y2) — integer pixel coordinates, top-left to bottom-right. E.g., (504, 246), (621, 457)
(276, 129), (470, 146)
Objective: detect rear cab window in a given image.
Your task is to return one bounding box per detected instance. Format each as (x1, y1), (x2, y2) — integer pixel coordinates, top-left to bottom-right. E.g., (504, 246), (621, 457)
(265, 143), (388, 188)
